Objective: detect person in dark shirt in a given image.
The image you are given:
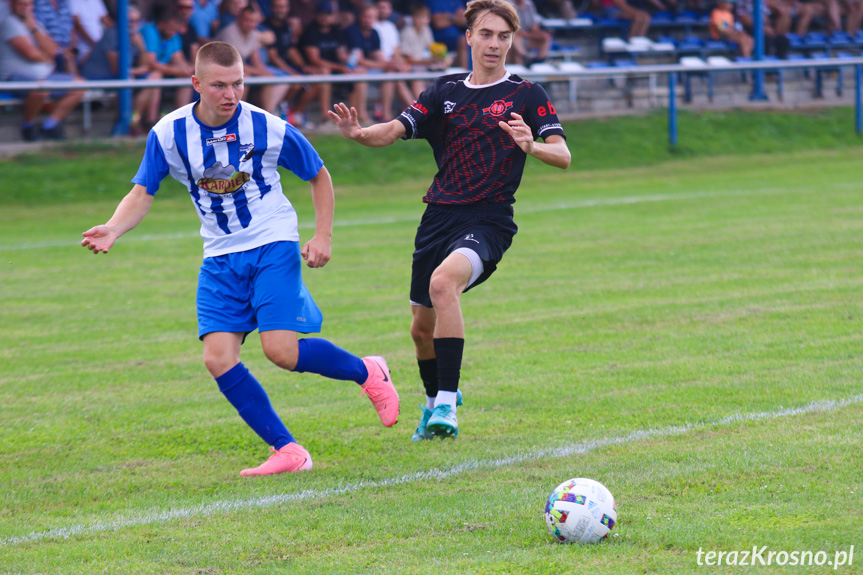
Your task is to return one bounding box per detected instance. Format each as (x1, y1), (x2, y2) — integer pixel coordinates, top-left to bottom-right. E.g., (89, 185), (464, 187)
(329, 0), (570, 442)
(264, 0), (319, 126)
(299, 1), (357, 124)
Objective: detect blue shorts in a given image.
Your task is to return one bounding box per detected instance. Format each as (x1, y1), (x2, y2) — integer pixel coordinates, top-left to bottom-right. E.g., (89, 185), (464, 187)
(196, 241), (323, 339)
(410, 203), (518, 308)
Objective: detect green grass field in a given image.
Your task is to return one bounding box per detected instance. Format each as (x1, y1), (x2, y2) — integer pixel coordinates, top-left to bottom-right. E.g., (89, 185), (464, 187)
(1, 109), (862, 574)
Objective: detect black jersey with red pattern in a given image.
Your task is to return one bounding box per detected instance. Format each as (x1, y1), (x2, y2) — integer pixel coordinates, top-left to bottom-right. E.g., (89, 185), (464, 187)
(396, 71), (566, 206)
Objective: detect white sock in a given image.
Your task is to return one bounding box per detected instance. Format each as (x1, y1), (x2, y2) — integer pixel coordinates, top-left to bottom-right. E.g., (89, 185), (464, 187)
(426, 396), (436, 410)
(435, 391), (459, 411)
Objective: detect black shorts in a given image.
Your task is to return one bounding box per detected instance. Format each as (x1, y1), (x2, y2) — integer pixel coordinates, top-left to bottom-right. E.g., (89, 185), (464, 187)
(410, 203), (518, 307)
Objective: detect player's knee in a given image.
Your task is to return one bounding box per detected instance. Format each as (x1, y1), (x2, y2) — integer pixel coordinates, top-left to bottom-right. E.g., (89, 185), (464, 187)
(204, 352), (237, 378)
(410, 320), (434, 347)
(262, 341), (299, 371)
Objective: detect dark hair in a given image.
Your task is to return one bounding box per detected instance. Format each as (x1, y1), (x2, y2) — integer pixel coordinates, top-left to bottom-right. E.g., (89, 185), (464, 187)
(196, 41), (242, 73)
(464, 0), (520, 32)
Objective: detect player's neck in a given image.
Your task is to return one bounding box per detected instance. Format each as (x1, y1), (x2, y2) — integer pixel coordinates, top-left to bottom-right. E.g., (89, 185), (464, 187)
(467, 66), (507, 86)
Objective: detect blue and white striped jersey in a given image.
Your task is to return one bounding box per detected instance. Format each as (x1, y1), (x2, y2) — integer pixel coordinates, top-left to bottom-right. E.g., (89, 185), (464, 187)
(133, 101), (325, 258)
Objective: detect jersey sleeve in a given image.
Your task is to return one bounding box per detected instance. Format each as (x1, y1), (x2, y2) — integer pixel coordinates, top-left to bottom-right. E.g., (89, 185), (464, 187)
(277, 122), (325, 181)
(131, 130), (171, 196)
(396, 78), (440, 140)
(522, 82), (566, 141)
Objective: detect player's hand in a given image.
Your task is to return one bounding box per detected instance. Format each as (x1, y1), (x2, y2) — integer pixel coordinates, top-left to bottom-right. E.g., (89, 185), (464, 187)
(301, 234), (332, 268)
(328, 103), (364, 140)
(81, 225), (118, 254)
(499, 113), (536, 155)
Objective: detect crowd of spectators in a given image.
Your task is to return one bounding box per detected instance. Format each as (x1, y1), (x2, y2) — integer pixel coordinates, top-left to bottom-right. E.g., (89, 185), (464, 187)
(1, 0), (860, 139)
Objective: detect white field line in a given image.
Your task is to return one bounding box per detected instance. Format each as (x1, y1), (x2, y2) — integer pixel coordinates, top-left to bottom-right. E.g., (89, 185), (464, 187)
(0, 188), (786, 252)
(2, 394), (861, 547)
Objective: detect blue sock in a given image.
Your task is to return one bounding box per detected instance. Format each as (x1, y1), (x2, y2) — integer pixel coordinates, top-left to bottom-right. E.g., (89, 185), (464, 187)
(41, 118), (58, 130)
(216, 363), (294, 449)
(293, 338), (369, 384)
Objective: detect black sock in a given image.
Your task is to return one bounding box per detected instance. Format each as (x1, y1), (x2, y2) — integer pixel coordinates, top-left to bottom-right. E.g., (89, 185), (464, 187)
(417, 357), (438, 398)
(433, 337), (464, 393)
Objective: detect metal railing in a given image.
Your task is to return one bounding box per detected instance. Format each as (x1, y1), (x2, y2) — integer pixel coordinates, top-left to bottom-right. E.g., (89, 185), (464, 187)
(3, 57), (863, 145)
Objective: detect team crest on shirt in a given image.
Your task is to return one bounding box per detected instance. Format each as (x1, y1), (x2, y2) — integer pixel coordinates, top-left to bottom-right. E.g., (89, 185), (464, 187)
(482, 100), (513, 117)
(197, 161), (250, 195)
(444, 100), (456, 114)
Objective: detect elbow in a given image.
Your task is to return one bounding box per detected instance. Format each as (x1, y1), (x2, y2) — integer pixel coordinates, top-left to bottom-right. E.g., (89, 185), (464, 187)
(558, 150), (572, 170)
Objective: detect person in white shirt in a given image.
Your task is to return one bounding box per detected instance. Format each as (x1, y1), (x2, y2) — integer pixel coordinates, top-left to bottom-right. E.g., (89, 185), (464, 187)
(70, 0), (110, 63)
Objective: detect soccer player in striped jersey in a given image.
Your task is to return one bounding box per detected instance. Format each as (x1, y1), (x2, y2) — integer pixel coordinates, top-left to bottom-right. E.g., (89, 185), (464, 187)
(81, 41), (399, 477)
(329, 0), (570, 441)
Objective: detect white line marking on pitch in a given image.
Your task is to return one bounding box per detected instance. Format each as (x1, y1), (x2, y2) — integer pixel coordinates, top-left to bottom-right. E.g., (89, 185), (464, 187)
(2, 394), (860, 547)
(0, 187), (792, 252)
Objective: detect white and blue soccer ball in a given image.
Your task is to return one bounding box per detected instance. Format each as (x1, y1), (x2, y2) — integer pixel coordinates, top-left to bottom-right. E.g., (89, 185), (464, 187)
(544, 477), (617, 544)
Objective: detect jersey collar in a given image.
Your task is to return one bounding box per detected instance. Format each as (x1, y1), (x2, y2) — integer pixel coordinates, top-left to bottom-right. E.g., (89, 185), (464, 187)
(464, 70), (511, 89)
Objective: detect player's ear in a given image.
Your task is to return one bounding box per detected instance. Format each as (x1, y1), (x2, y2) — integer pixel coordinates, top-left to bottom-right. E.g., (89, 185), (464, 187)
(465, 27), (473, 47)
(191, 74), (202, 93)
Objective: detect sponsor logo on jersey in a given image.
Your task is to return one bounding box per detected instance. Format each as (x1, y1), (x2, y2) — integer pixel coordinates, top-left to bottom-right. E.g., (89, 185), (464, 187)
(537, 101), (557, 116)
(197, 161), (249, 194)
(482, 99), (513, 116)
(410, 100), (429, 115)
(205, 134), (238, 146)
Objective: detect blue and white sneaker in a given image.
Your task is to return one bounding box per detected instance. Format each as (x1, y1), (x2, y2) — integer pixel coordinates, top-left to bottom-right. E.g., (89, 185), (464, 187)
(412, 390), (463, 442)
(426, 404), (459, 439)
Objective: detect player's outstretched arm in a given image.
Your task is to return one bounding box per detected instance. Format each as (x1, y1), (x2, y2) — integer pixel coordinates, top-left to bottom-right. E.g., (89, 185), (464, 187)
(301, 166), (334, 269)
(499, 113), (571, 170)
(81, 184), (154, 254)
(328, 102), (406, 147)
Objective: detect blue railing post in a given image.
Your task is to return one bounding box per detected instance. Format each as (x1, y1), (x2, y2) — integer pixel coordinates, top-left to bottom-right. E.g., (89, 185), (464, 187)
(856, 65), (862, 136)
(669, 72), (678, 147)
(749, 0), (768, 101)
(112, 0), (132, 136)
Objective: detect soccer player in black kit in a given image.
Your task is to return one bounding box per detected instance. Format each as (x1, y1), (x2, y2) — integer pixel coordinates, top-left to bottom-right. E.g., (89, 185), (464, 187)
(329, 0), (571, 441)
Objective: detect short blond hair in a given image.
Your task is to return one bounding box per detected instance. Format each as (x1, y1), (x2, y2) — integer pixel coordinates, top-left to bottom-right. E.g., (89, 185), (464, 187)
(464, 0), (520, 32)
(195, 42), (242, 76)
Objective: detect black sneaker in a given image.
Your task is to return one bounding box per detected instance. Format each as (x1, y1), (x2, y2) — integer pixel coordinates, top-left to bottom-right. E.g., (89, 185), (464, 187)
(21, 125), (39, 142)
(40, 123), (65, 140)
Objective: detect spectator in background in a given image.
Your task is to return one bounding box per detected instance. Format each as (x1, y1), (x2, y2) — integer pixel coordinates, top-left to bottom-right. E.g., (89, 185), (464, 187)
(33, 0), (79, 73)
(376, 0), (404, 27)
(140, 9), (194, 108)
(426, 0), (468, 68)
(535, 0), (577, 19)
(598, 0), (650, 39)
(218, 0), (246, 32)
(847, 0), (863, 35)
(345, 3), (412, 120)
(373, 0), (414, 116)
(289, 0), (318, 35)
(374, 0), (401, 55)
(299, 1), (354, 124)
(188, 0), (218, 42)
(737, 0), (790, 57)
(0, 0), (85, 140)
(789, 0), (841, 35)
(217, 5), (292, 113)
(70, 0), (111, 64)
(400, 2), (451, 96)
(175, 0), (201, 64)
(264, 0), (319, 126)
(509, 0), (551, 65)
(710, 0), (753, 56)
(80, 4), (162, 134)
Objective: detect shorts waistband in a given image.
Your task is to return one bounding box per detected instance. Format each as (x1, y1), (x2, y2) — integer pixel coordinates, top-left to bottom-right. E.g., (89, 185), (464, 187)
(424, 202), (514, 217)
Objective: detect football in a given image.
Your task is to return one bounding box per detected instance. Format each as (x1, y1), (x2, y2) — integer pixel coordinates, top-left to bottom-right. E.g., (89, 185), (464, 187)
(544, 477), (617, 544)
